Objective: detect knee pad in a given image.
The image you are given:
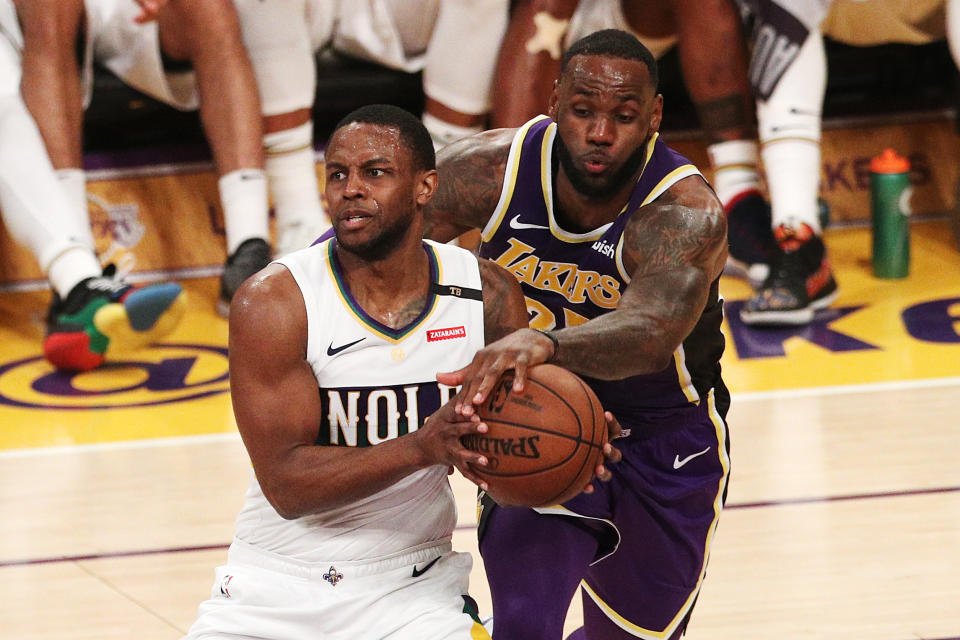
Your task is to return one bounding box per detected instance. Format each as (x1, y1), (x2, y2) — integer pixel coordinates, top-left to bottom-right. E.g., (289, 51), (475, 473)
(756, 31), (826, 144)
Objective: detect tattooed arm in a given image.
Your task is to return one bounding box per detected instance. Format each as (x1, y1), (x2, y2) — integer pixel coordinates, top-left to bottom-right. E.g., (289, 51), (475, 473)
(438, 174), (726, 407)
(478, 258), (530, 344)
(549, 175), (728, 379)
(422, 128), (515, 242)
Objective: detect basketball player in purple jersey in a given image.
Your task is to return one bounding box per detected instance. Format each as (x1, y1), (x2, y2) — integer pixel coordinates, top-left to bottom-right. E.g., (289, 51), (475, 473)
(424, 30), (731, 640)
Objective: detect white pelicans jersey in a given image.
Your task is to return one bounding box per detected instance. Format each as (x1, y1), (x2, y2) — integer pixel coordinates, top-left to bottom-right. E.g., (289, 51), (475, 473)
(233, 238), (486, 562)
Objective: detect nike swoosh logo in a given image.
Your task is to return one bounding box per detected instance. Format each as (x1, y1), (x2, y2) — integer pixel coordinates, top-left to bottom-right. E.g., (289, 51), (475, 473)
(509, 214), (550, 231)
(412, 556), (440, 578)
(327, 337), (366, 356)
(673, 446), (710, 469)
(769, 124), (810, 133)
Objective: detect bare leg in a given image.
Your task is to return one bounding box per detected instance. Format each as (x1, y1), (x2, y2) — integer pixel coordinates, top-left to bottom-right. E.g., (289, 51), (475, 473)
(626, 0), (774, 281)
(156, 0), (264, 174)
(14, 0), (86, 169)
(157, 0), (270, 308)
(490, 0), (579, 129)
(15, 0), (89, 221)
(661, 0), (755, 144)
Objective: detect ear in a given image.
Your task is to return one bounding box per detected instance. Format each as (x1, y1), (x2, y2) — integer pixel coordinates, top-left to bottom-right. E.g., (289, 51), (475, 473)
(648, 93), (663, 134)
(416, 169), (439, 206)
(547, 80), (561, 120)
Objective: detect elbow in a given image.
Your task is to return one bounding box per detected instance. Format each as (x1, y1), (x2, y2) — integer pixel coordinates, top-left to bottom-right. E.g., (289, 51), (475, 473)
(260, 476), (309, 520)
(272, 500), (304, 521)
(647, 349), (675, 374)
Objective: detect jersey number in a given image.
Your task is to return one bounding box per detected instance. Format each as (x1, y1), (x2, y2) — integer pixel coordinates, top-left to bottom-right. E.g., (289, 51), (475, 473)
(525, 296), (590, 330)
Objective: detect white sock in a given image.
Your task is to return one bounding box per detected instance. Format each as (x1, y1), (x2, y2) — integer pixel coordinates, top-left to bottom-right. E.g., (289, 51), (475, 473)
(422, 112), (483, 150)
(48, 246), (103, 298)
(756, 30), (825, 235)
(218, 169), (270, 254)
(762, 139), (822, 234)
(706, 140), (761, 208)
(264, 122), (330, 256)
(0, 96), (99, 290)
(55, 169), (95, 247)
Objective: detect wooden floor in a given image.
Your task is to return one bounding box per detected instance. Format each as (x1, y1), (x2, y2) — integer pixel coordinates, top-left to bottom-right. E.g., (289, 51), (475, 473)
(2, 221), (960, 639)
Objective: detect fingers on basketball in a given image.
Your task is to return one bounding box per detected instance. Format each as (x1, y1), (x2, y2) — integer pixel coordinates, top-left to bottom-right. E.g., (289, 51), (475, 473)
(459, 364), (608, 508)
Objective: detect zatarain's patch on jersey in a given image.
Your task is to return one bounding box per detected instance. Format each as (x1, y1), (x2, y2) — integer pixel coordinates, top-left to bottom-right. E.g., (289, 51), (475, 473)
(427, 326), (467, 342)
(0, 343), (229, 410)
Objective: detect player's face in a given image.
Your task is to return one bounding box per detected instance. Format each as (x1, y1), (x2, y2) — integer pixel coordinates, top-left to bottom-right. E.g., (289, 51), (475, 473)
(324, 123), (435, 260)
(549, 55), (663, 199)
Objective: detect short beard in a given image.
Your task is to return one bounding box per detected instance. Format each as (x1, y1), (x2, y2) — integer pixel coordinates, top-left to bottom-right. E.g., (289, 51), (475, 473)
(555, 135), (650, 199)
(336, 209), (416, 262)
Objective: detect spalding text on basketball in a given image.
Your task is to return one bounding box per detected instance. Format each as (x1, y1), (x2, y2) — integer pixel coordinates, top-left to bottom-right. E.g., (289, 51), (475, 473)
(460, 434), (542, 460)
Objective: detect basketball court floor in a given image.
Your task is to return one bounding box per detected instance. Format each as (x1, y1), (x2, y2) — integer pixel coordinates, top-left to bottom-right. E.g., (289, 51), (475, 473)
(1, 217), (959, 639)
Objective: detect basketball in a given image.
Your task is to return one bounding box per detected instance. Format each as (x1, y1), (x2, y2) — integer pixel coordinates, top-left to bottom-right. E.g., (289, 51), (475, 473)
(461, 364), (608, 508)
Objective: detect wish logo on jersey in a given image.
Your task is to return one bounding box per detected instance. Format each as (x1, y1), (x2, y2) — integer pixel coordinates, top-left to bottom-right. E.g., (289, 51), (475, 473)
(318, 381), (459, 447)
(0, 343), (229, 410)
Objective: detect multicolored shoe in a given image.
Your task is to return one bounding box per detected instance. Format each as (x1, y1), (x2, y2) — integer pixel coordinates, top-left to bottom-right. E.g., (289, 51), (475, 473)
(43, 265), (187, 371)
(740, 223), (839, 326)
(724, 191), (778, 286)
(217, 237), (272, 317)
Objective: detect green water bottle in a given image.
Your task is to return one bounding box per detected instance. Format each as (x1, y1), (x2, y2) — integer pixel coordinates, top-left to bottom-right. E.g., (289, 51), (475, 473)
(869, 148), (911, 278)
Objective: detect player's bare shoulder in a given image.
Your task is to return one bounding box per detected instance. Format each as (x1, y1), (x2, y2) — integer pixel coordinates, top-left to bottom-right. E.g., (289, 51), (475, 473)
(477, 257), (528, 344)
(229, 263), (306, 343)
(425, 128), (516, 240)
(621, 174), (728, 279)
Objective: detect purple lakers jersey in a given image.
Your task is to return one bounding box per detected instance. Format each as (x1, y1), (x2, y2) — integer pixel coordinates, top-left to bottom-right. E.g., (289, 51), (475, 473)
(478, 116), (727, 421)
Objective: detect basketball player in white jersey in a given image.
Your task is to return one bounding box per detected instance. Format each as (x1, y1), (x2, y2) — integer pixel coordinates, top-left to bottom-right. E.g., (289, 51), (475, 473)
(183, 105), (547, 639)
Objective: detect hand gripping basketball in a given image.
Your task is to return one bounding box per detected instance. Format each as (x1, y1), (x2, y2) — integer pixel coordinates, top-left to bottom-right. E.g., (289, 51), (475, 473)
(460, 364), (610, 507)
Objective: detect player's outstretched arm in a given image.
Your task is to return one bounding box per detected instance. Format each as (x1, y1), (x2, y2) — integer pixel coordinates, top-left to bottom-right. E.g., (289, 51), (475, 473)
(422, 128), (514, 242)
(438, 175), (726, 410)
(228, 265), (490, 519)
(555, 176), (727, 380)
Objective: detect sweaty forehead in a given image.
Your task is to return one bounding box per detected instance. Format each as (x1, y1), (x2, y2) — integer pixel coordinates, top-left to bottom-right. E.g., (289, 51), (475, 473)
(327, 123), (405, 162)
(563, 55), (652, 98)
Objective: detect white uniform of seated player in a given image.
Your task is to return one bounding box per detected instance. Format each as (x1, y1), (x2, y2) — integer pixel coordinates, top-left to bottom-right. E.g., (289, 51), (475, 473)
(309, 0), (510, 149)
(0, 0), (186, 372)
(12, 0), (272, 315)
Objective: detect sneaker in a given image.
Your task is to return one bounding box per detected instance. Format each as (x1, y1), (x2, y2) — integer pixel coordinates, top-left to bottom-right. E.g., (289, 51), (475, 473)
(43, 264), (186, 371)
(724, 191), (778, 286)
(218, 237), (271, 317)
(739, 223), (839, 326)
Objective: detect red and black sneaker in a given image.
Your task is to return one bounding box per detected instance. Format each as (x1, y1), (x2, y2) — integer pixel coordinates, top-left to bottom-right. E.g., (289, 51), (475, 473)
(739, 223), (839, 326)
(724, 191), (778, 286)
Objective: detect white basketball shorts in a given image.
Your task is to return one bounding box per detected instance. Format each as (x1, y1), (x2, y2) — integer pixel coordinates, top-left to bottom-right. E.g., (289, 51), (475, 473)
(184, 538), (490, 640)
